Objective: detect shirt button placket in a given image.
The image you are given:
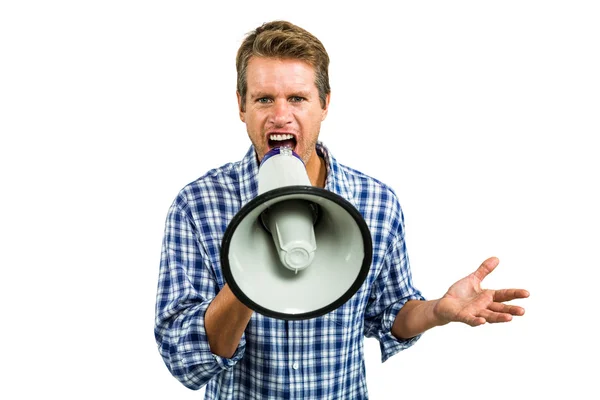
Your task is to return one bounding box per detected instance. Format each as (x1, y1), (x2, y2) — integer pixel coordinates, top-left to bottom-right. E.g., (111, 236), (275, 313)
(287, 320), (295, 399)
(288, 320), (302, 399)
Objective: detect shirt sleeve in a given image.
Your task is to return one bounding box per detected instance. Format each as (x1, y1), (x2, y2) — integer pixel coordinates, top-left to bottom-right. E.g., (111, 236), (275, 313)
(154, 198), (245, 390)
(363, 226), (426, 363)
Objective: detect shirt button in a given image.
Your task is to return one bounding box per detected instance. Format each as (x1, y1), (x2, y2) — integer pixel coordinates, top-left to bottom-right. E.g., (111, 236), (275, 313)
(292, 362), (299, 370)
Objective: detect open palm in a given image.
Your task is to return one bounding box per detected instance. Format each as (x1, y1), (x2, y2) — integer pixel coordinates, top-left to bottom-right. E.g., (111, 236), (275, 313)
(434, 257), (529, 327)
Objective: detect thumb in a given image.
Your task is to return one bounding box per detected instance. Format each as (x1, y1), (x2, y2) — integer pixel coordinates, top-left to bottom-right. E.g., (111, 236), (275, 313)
(472, 256), (499, 282)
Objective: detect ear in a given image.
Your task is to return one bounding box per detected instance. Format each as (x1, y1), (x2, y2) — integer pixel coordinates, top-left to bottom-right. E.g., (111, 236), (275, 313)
(237, 91), (246, 123)
(321, 93), (331, 121)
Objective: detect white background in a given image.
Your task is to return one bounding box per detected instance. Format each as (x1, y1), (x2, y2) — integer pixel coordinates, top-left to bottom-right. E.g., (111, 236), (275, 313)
(1, 1), (598, 399)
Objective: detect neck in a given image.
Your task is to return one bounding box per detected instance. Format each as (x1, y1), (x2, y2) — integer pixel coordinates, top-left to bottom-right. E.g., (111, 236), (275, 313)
(305, 150), (326, 188)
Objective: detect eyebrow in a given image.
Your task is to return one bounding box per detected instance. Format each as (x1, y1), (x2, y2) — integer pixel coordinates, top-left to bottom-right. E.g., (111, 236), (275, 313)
(249, 90), (313, 100)
(249, 92), (271, 100)
(290, 91), (312, 98)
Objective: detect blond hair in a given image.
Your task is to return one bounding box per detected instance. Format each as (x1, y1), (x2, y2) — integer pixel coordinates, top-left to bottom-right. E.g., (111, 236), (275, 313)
(236, 20), (330, 111)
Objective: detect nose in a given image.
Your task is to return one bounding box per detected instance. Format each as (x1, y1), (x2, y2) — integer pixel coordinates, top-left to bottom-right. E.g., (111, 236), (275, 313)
(270, 99), (292, 127)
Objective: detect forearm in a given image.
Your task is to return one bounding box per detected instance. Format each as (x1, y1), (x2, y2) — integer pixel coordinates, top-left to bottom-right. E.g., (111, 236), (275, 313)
(392, 299), (447, 340)
(205, 284), (254, 358)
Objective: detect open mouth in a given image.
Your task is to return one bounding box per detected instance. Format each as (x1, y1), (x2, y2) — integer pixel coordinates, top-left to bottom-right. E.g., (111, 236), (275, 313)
(268, 134), (297, 151)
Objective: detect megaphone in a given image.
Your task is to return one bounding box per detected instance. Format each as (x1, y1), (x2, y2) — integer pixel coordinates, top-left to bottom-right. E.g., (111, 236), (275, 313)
(221, 147), (372, 320)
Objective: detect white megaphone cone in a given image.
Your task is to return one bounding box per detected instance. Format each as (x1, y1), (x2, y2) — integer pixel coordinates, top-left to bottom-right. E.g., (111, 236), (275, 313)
(221, 146), (373, 320)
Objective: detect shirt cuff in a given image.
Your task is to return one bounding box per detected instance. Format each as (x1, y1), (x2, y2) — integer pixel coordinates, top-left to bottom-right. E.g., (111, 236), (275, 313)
(379, 294), (426, 363)
(180, 301), (246, 372)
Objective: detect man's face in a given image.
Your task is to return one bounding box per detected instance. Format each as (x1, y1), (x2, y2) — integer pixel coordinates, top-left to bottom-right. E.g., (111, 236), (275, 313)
(238, 57), (330, 165)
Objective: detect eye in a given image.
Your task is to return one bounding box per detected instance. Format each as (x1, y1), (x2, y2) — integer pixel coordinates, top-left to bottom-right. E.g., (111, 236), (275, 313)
(257, 97), (273, 104)
(289, 96), (305, 103)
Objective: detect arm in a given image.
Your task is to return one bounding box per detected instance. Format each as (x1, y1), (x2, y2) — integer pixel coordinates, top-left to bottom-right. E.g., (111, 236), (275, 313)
(363, 230), (426, 362)
(154, 199), (249, 390)
(391, 299), (444, 340)
(392, 257), (529, 340)
(205, 284), (253, 358)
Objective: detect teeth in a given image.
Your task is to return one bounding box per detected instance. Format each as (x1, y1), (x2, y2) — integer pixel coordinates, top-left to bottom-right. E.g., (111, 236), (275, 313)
(269, 134), (294, 141)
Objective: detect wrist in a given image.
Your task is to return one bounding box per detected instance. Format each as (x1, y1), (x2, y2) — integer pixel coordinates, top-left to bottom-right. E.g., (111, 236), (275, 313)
(431, 298), (451, 327)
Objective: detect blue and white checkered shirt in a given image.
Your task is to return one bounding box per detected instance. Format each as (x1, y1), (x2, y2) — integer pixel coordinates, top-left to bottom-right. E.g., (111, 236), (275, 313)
(155, 142), (425, 399)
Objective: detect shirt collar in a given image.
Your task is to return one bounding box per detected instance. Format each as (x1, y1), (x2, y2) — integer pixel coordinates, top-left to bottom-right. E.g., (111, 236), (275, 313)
(317, 142), (356, 206)
(239, 146), (260, 207)
(238, 141), (356, 208)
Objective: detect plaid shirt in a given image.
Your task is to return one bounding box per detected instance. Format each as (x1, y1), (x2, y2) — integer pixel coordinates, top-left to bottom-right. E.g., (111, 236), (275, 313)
(155, 142), (425, 399)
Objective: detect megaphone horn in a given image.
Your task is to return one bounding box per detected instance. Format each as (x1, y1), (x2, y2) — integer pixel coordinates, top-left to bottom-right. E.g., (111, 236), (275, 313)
(221, 146), (372, 320)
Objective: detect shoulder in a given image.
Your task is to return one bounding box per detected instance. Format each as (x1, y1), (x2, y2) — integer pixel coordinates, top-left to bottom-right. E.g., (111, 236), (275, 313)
(341, 163), (396, 193)
(341, 163), (402, 209)
(322, 143), (400, 209)
(171, 160), (242, 215)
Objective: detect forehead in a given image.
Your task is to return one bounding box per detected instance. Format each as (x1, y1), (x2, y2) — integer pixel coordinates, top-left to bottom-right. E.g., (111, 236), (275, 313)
(246, 57), (317, 93)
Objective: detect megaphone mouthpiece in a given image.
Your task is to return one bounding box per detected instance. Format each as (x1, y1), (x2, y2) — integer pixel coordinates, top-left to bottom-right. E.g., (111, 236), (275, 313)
(258, 147), (310, 194)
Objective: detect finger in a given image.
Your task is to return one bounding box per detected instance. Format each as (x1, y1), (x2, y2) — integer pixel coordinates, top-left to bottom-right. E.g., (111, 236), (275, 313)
(467, 316), (487, 327)
(458, 311), (486, 327)
(478, 309), (513, 323)
(473, 257), (500, 282)
(488, 302), (526, 316)
(493, 289), (530, 302)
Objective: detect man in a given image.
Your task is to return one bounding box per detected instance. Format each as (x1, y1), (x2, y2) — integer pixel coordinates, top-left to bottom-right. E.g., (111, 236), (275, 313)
(155, 20), (529, 399)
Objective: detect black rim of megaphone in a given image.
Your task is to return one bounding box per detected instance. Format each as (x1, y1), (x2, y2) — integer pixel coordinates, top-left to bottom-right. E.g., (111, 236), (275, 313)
(221, 185), (373, 321)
